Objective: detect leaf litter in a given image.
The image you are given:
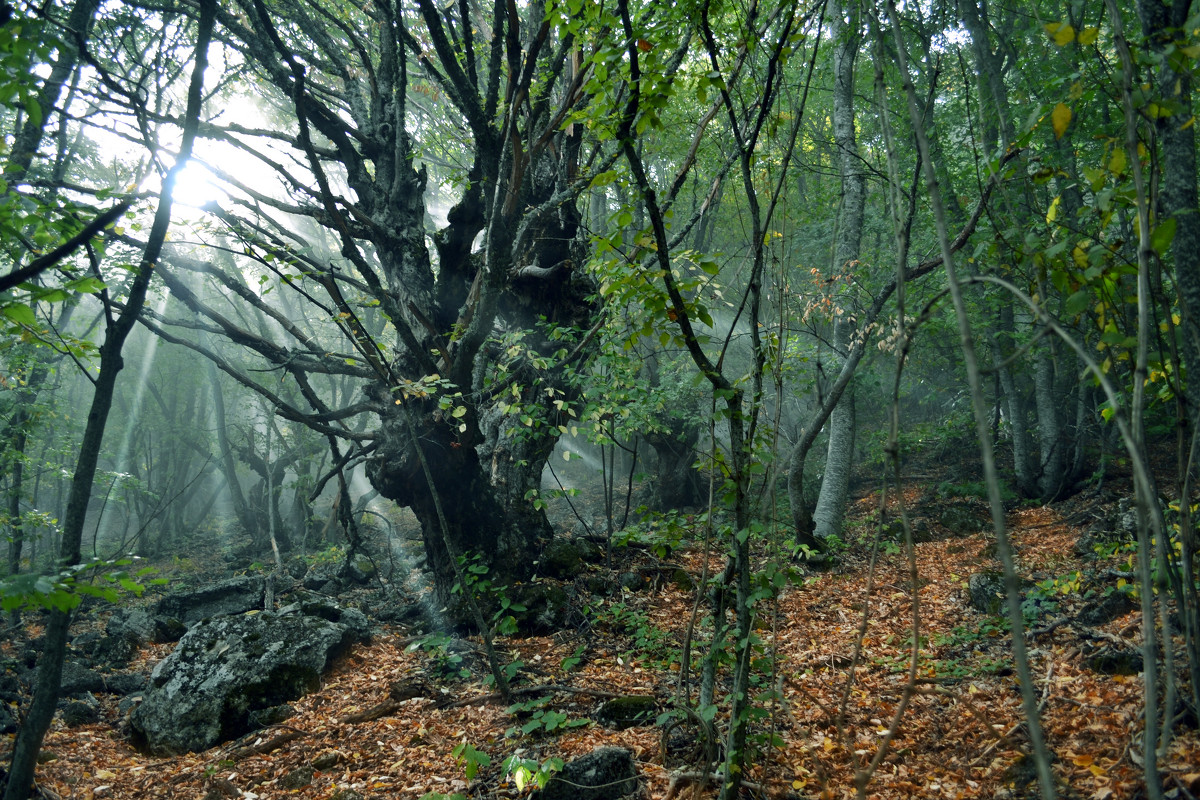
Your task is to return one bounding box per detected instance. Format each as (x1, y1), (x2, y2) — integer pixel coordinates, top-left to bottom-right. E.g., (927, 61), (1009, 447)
(7, 480), (1199, 799)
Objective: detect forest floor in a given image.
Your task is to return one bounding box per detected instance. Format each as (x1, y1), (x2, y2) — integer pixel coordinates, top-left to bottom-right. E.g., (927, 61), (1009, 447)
(8, 454), (1200, 800)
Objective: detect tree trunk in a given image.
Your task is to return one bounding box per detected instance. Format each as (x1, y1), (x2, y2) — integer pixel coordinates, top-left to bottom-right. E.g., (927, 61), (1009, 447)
(992, 304), (1038, 496)
(1141, 0), (1200, 416)
(366, 396), (553, 613)
(2, 6), (213, 792)
(1034, 345), (1066, 498)
(812, 0), (865, 541)
(208, 362), (258, 542)
(643, 425), (704, 511)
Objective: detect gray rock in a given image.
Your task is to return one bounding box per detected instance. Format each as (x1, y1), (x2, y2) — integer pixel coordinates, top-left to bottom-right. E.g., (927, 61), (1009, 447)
(107, 609), (157, 642)
(70, 631), (102, 659)
(1077, 591), (1137, 626)
(101, 672), (146, 696)
(280, 765), (314, 789)
(0, 674), (20, 703)
(59, 662), (105, 696)
(967, 571), (1033, 616)
(129, 611), (356, 753)
(967, 572), (1007, 615)
(911, 519), (934, 544)
(154, 576), (265, 625)
(297, 597), (371, 641)
(619, 571), (646, 591)
(311, 751), (341, 771)
(286, 556), (310, 580)
(1085, 645), (1140, 675)
(536, 746), (637, 800)
(153, 616), (187, 643)
(343, 553), (376, 585)
(0, 703), (18, 734)
(60, 700), (99, 727)
(117, 694), (142, 716)
(248, 703), (295, 727)
(939, 503), (990, 537)
(510, 582), (572, 634)
(541, 539), (583, 578)
(95, 632), (140, 666)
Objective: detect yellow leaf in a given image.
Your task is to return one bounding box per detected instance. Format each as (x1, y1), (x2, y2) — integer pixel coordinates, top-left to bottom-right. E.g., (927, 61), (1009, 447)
(1089, 764), (1107, 777)
(94, 770), (117, 780)
(1079, 27), (1100, 46)
(1072, 754), (1094, 767)
(1046, 195), (1061, 223)
(1109, 147), (1127, 175)
(1052, 103), (1072, 139)
(1045, 21), (1075, 46)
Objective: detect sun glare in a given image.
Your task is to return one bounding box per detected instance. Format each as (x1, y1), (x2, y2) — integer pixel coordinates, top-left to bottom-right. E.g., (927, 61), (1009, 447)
(169, 162), (227, 210)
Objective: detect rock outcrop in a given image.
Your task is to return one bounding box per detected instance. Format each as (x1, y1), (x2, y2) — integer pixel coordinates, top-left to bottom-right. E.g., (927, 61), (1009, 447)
(129, 611), (355, 753)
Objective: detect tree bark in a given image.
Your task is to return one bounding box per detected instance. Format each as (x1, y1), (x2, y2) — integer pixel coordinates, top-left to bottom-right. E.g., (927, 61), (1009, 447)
(812, 0), (865, 542)
(366, 398), (553, 613)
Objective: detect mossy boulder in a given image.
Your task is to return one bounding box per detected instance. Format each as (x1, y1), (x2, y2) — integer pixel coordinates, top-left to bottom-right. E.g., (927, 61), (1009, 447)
(541, 539), (584, 578)
(596, 695), (658, 729)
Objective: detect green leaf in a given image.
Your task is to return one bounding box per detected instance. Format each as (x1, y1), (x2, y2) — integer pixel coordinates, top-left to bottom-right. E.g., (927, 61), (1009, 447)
(23, 93), (42, 126)
(1064, 289), (1091, 317)
(1151, 218), (1177, 255)
(65, 278), (105, 297)
(2, 302), (36, 327)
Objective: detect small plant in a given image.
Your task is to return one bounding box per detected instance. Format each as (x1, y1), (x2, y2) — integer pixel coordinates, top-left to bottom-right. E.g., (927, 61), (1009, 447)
(452, 741), (491, 781)
(936, 479), (1017, 503)
(409, 633), (472, 682)
(612, 510), (691, 558)
(591, 600), (677, 667)
(560, 644), (586, 673)
(417, 741), (490, 800)
(500, 754), (564, 792)
(504, 696), (588, 737)
(304, 544), (346, 567)
(452, 553), (527, 636)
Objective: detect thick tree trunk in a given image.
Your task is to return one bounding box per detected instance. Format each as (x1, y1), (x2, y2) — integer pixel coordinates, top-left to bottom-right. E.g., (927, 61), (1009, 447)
(1142, 0), (1200, 415)
(813, 323), (857, 540)
(643, 426), (704, 511)
(366, 398), (553, 613)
